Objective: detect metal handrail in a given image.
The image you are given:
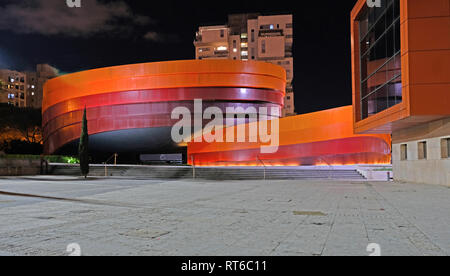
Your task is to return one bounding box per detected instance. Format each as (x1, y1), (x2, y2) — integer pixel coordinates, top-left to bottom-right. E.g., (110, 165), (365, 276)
(191, 155), (196, 179)
(257, 155), (267, 181)
(103, 153), (118, 177)
(317, 156), (334, 179)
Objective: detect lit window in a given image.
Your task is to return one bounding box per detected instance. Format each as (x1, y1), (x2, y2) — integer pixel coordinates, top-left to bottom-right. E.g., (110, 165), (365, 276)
(217, 46), (227, 51)
(241, 51), (248, 56)
(240, 43), (248, 48)
(241, 33), (248, 39)
(270, 25), (274, 30)
(233, 48), (237, 53)
(31, 92), (35, 96)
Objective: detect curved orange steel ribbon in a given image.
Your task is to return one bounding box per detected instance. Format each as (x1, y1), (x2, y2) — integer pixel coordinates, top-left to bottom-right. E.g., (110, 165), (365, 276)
(43, 60), (286, 113)
(188, 106), (392, 166)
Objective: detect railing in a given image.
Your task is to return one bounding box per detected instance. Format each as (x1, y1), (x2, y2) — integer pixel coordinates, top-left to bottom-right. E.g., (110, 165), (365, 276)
(103, 153), (118, 177)
(191, 155), (196, 179)
(257, 155), (267, 181)
(317, 156), (334, 179)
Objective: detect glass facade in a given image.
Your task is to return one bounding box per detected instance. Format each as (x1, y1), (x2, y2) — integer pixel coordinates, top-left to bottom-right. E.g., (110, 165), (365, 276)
(359, 0), (401, 119)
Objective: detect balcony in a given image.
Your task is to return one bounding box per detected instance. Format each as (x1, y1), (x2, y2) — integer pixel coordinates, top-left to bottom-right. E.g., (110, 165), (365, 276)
(259, 29), (284, 37)
(213, 51), (229, 57)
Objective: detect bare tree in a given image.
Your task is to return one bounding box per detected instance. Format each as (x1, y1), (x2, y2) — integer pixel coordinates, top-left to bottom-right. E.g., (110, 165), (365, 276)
(0, 104), (43, 144)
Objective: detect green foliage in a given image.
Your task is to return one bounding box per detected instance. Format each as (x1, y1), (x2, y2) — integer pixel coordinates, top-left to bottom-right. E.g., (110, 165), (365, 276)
(78, 107), (89, 178)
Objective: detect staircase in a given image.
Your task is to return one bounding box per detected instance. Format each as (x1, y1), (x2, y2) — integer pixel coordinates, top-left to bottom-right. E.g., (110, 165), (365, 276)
(49, 164), (366, 180)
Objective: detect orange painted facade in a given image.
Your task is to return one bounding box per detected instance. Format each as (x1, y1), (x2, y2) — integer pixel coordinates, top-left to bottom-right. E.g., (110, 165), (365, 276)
(187, 106), (392, 166)
(351, 0), (450, 134)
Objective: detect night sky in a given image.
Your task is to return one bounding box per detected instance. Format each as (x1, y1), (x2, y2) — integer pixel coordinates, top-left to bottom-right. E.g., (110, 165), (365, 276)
(0, 0), (358, 114)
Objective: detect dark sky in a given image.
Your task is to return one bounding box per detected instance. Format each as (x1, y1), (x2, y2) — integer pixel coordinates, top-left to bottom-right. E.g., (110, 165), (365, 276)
(0, 0), (358, 114)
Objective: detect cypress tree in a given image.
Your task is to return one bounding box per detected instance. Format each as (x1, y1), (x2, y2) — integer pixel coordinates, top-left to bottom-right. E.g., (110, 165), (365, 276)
(79, 107), (89, 178)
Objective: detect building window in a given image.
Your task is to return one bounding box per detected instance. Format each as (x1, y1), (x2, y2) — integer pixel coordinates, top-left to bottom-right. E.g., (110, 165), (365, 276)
(400, 144), (407, 161)
(359, 0), (402, 120)
(220, 30), (224, 38)
(261, 40), (266, 54)
(198, 47), (210, 53)
(251, 30), (255, 42)
(418, 142), (427, 160)
(441, 138), (450, 159)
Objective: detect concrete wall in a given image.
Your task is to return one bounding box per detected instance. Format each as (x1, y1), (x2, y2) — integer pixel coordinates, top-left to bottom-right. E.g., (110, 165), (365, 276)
(0, 158), (43, 176)
(392, 118), (450, 186)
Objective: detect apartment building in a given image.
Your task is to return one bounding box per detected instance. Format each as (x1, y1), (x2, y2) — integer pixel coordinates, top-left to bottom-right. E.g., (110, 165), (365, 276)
(194, 13), (295, 117)
(0, 64), (57, 109)
(0, 69), (27, 108)
(26, 64), (58, 109)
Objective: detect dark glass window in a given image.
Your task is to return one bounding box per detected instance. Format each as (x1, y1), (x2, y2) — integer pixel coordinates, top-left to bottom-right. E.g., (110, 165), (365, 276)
(359, 0), (401, 119)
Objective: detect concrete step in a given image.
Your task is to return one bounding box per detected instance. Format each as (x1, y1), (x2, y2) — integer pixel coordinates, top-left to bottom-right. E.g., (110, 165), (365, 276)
(49, 164), (366, 180)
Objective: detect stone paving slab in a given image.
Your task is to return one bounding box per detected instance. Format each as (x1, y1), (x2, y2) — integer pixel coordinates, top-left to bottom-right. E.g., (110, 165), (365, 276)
(0, 176), (448, 256)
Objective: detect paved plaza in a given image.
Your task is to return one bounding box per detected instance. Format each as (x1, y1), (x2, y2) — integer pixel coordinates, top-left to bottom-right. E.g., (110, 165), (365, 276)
(0, 176), (448, 256)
